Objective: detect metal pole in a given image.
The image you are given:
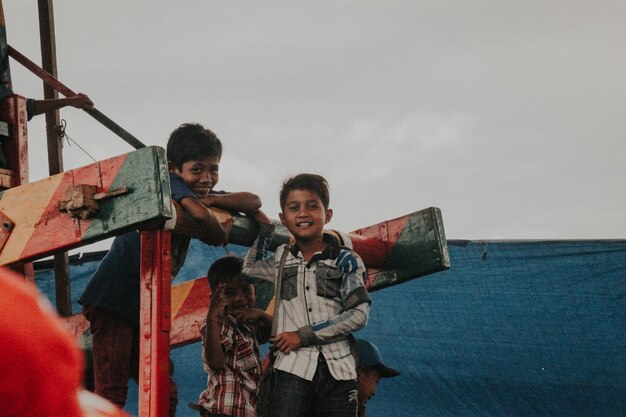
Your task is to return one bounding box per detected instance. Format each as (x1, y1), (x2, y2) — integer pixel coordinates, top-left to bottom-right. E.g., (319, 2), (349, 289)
(6, 45), (146, 150)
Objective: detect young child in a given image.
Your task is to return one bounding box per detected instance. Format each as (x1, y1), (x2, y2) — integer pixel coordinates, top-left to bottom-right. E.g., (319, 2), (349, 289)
(79, 123), (263, 416)
(194, 255), (272, 417)
(355, 339), (400, 417)
(242, 173), (371, 417)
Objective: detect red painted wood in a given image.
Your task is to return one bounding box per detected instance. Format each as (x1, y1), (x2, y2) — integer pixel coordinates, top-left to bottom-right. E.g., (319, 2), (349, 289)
(1, 95), (34, 281)
(350, 215), (410, 269)
(348, 233), (389, 269)
(19, 155), (127, 259)
(171, 279), (211, 348)
(139, 230), (171, 417)
(1, 95), (29, 186)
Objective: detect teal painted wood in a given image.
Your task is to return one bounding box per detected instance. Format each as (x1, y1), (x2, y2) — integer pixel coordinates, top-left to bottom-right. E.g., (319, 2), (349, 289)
(236, 207), (450, 308)
(373, 207), (450, 289)
(83, 146), (173, 239)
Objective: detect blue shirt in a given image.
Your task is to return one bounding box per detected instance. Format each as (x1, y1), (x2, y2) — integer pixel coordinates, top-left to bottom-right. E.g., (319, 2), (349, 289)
(79, 172), (199, 326)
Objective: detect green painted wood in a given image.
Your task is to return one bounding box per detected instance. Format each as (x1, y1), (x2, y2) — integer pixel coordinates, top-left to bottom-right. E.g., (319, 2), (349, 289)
(83, 146), (172, 239)
(65, 207), (450, 348)
(226, 207), (450, 309)
(366, 207), (450, 290)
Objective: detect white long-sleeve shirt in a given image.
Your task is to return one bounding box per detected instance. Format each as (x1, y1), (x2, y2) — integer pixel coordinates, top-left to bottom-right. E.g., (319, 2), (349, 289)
(243, 224), (371, 381)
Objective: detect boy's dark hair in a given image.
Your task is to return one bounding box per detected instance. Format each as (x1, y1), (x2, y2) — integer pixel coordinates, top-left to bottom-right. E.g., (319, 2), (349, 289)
(166, 123), (222, 170)
(207, 255), (243, 291)
(279, 173), (330, 210)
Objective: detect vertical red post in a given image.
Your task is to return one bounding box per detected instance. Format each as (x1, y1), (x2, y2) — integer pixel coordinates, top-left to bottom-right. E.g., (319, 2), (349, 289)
(1, 95), (35, 282)
(139, 230), (172, 417)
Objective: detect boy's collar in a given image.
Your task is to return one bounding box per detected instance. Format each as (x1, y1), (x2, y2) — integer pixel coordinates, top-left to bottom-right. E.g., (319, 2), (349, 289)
(290, 232), (340, 262)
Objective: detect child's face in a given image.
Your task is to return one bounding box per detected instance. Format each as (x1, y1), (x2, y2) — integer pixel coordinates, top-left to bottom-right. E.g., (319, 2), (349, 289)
(169, 155), (220, 198)
(357, 367), (382, 407)
(279, 189), (333, 244)
(222, 276), (255, 312)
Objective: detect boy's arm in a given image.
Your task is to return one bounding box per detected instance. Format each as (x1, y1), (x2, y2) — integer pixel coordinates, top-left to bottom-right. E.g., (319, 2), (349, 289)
(298, 302), (370, 345)
(275, 303), (370, 354)
(231, 308), (273, 344)
(200, 192), (262, 214)
(241, 223), (277, 284)
(256, 312), (273, 344)
(203, 284), (228, 370)
(31, 93), (94, 116)
(178, 197), (228, 245)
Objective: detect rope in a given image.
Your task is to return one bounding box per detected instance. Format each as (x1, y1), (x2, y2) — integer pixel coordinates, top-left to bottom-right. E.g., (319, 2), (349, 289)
(58, 119), (97, 163)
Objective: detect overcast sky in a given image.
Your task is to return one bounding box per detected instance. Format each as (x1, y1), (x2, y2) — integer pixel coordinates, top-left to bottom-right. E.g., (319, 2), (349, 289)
(4, 1), (626, 243)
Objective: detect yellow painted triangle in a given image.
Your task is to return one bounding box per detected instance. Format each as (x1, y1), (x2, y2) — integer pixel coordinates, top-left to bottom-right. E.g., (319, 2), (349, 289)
(171, 279), (194, 318)
(0, 174), (65, 264)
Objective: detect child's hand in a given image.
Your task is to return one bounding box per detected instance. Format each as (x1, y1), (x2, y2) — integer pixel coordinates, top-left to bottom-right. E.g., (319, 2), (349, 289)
(70, 93), (94, 110)
(274, 331), (302, 354)
(208, 283), (229, 321)
(231, 307), (263, 325)
(252, 210), (271, 225)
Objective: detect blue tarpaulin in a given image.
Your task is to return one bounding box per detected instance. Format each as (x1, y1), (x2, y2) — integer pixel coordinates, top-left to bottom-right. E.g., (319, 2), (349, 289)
(35, 239), (626, 417)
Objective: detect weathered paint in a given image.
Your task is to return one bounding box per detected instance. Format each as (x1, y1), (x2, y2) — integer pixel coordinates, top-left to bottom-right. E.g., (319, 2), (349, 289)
(139, 230), (171, 417)
(0, 146), (172, 265)
(359, 207), (450, 289)
(1, 96), (29, 187)
(170, 208), (449, 346)
(62, 208), (450, 348)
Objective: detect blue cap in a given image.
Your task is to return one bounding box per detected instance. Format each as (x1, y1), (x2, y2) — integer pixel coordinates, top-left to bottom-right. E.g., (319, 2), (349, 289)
(356, 339), (400, 378)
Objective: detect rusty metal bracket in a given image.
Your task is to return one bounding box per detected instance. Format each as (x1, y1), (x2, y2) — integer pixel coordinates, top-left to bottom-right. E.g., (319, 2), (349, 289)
(0, 210), (15, 252)
(59, 185), (129, 220)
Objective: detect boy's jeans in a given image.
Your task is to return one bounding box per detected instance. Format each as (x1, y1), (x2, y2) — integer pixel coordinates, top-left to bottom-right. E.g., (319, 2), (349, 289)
(270, 355), (358, 417)
(84, 306), (178, 417)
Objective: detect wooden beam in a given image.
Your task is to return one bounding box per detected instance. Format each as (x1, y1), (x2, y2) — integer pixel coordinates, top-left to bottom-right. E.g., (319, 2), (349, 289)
(64, 207), (450, 348)
(6, 45), (146, 150)
(0, 146), (172, 265)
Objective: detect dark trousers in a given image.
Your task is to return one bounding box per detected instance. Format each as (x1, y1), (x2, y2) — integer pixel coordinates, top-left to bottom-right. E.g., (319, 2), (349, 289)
(270, 356), (357, 417)
(84, 306), (178, 417)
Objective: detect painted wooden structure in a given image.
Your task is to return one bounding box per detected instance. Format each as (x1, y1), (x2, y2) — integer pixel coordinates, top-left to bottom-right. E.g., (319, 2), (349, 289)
(63, 207), (450, 347)
(0, 146), (172, 264)
(1, 9), (450, 414)
(0, 145), (176, 417)
(168, 207), (449, 347)
(0, 7), (33, 279)
(0, 144), (175, 417)
(1, 2), (170, 413)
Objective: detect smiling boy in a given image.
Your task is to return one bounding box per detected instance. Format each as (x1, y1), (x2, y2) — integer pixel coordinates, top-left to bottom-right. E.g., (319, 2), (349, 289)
(80, 123), (263, 416)
(242, 173), (371, 417)
(194, 255), (272, 417)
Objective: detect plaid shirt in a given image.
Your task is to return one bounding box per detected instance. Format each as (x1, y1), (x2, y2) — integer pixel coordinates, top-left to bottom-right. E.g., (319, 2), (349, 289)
(198, 315), (261, 417)
(243, 224), (371, 381)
